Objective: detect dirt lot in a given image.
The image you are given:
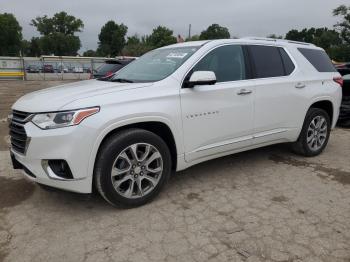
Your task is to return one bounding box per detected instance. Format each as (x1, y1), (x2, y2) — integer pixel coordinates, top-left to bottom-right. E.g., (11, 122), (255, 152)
(0, 81), (349, 262)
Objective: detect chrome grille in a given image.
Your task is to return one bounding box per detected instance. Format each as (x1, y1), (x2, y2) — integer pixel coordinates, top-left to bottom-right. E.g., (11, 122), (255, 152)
(9, 110), (32, 154)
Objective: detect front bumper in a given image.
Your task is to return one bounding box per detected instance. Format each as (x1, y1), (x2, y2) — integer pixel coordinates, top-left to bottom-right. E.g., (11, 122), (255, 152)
(10, 122), (96, 193)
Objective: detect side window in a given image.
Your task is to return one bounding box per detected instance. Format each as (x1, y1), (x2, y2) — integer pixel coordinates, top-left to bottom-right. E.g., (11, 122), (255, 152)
(192, 45), (246, 82)
(298, 48), (337, 73)
(279, 48), (295, 75)
(248, 45), (285, 78)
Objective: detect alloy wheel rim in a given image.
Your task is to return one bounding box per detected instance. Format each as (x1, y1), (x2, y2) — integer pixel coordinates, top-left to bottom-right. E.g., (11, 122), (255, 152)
(111, 143), (163, 199)
(307, 115), (328, 151)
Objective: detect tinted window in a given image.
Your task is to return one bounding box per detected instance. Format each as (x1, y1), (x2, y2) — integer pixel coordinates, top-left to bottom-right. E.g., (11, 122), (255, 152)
(298, 48), (337, 72)
(97, 63), (124, 75)
(192, 45), (246, 82)
(279, 48), (295, 75)
(249, 45), (285, 78)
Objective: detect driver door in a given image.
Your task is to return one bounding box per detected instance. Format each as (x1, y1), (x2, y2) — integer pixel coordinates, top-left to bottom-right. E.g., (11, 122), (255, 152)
(180, 45), (255, 162)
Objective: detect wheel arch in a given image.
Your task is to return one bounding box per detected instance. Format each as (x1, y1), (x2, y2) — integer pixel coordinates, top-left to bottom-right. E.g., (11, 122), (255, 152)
(309, 99), (334, 126)
(88, 118), (180, 190)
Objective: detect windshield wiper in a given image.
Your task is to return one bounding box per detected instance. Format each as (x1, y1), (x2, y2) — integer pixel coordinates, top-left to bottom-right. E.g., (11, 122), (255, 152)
(111, 78), (134, 83)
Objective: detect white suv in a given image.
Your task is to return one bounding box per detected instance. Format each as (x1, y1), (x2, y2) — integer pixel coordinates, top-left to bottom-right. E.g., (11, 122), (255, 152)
(9, 38), (342, 207)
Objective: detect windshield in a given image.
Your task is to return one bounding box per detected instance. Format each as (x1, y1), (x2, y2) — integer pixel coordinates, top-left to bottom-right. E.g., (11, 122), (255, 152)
(111, 46), (200, 82)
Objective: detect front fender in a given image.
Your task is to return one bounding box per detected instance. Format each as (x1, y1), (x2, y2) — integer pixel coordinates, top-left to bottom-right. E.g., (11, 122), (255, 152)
(86, 115), (182, 189)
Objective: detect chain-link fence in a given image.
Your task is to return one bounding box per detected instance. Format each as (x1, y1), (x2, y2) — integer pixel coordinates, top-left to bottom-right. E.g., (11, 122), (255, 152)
(0, 56), (114, 81)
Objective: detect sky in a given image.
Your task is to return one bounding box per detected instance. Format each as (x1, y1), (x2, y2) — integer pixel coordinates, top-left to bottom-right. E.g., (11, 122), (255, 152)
(1, 0), (347, 53)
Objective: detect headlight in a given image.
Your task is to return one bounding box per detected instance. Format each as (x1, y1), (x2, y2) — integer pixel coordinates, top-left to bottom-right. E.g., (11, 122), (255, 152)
(31, 107), (99, 129)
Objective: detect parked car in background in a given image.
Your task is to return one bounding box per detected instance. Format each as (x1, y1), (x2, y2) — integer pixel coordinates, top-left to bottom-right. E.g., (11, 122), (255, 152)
(83, 66), (92, 74)
(73, 66), (84, 73)
(336, 66), (350, 126)
(57, 65), (69, 73)
(43, 64), (54, 73)
(26, 65), (40, 73)
(91, 58), (135, 79)
(335, 62), (350, 70)
(9, 38), (342, 207)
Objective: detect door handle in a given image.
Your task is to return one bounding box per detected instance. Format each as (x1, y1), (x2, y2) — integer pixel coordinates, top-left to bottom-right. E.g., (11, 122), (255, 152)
(295, 83), (306, 89)
(237, 89), (252, 95)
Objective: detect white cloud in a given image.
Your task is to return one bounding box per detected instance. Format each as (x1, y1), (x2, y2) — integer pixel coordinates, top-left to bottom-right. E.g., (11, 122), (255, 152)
(1, 0), (345, 52)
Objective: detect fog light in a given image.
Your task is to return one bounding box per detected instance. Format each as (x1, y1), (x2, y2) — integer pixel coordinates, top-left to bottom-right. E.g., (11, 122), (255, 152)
(42, 160), (73, 179)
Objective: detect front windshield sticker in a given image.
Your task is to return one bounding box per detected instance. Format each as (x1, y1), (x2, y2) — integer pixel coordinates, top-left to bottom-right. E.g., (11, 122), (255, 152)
(166, 53), (188, 59)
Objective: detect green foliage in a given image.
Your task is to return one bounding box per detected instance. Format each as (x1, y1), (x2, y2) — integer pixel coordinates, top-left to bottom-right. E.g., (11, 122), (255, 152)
(200, 24), (230, 40)
(97, 21), (128, 57)
(286, 28), (341, 48)
(31, 12), (84, 56)
(333, 5), (350, 44)
(186, 35), (200, 42)
(146, 26), (177, 48)
(267, 34), (283, 39)
(23, 37), (42, 57)
(83, 50), (97, 57)
(39, 34), (80, 56)
(122, 35), (153, 56)
(31, 11), (83, 36)
(0, 13), (23, 56)
(328, 44), (350, 61)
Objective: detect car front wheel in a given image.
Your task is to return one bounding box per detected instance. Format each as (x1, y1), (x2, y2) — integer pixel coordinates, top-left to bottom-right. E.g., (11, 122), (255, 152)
(94, 129), (171, 207)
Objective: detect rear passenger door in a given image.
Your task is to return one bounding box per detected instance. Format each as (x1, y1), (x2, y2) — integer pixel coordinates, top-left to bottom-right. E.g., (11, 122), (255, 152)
(248, 45), (306, 143)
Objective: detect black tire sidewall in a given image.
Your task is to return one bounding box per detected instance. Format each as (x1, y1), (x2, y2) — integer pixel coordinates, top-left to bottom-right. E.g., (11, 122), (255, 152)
(299, 108), (331, 156)
(95, 129), (171, 207)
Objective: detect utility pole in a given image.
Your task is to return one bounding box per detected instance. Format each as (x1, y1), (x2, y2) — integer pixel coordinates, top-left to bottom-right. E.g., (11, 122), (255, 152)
(188, 24), (192, 40)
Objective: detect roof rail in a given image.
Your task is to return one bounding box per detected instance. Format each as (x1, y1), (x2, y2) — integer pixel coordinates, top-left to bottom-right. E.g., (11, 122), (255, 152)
(242, 37), (314, 46)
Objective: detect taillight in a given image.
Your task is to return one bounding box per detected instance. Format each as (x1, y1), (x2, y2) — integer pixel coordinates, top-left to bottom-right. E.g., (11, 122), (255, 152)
(105, 71), (113, 78)
(333, 76), (343, 87)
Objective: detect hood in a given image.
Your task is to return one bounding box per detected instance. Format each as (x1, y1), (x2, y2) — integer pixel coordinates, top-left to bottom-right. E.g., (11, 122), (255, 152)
(12, 80), (152, 112)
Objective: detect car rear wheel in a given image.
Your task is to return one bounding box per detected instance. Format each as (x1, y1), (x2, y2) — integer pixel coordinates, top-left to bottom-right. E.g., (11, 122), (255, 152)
(292, 108), (331, 157)
(94, 129), (171, 207)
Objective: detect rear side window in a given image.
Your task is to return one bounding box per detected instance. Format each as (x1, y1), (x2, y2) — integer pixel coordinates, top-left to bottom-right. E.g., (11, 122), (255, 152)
(279, 48), (295, 75)
(298, 48), (337, 72)
(248, 45), (285, 78)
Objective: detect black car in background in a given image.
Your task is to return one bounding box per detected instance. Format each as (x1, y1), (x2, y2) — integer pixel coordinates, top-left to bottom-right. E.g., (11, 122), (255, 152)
(26, 65), (40, 73)
(91, 59), (135, 79)
(336, 66), (350, 127)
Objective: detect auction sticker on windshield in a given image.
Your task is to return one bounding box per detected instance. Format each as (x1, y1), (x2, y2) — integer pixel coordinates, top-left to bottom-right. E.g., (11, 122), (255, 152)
(166, 53), (188, 59)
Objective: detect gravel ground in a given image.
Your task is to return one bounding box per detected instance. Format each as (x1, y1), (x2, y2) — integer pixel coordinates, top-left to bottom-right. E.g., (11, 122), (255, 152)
(0, 81), (349, 262)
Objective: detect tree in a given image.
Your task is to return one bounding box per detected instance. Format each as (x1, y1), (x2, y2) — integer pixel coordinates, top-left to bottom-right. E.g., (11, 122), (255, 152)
(122, 35), (153, 56)
(333, 5), (350, 44)
(83, 50), (97, 57)
(200, 24), (230, 40)
(285, 28), (342, 54)
(31, 11), (84, 56)
(97, 21), (128, 57)
(146, 26), (177, 48)
(23, 37), (42, 57)
(186, 35), (200, 41)
(0, 13), (23, 56)
(267, 34), (283, 39)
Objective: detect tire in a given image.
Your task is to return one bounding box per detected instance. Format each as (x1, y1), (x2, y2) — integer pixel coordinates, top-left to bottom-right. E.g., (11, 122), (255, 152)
(292, 108), (331, 157)
(94, 128), (172, 208)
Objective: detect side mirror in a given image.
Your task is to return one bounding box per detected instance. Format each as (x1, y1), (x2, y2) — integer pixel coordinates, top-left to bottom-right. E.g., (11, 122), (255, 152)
(186, 71), (217, 87)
